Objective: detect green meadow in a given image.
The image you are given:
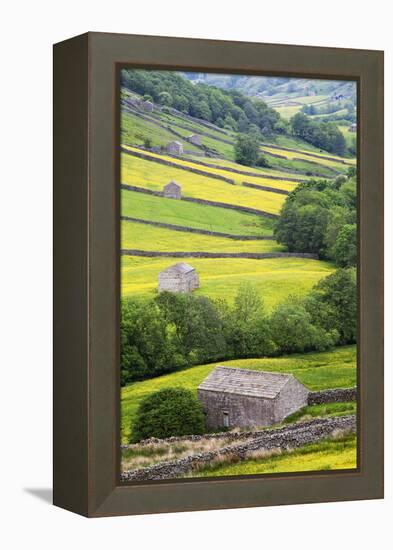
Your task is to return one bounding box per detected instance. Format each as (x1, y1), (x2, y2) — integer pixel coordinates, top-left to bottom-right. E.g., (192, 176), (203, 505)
(121, 191), (274, 236)
(121, 220), (284, 253)
(121, 345), (356, 442)
(121, 153), (287, 215)
(123, 145), (297, 191)
(121, 256), (335, 307)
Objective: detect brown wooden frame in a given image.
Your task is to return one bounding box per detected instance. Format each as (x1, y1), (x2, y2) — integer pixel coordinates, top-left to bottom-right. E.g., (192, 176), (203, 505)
(53, 32), (384, 517)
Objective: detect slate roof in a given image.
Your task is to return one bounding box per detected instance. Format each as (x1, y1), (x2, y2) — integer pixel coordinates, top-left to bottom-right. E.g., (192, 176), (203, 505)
(162, 262), (195, 274)
(164, 180), (181, 189)
(198, 366), (294, 399)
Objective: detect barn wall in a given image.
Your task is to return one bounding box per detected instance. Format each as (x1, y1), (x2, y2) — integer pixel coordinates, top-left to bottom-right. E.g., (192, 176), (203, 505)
(275, 377), (309, 422)
(198, 389), (275, 429)
(158, 270), (199, 292)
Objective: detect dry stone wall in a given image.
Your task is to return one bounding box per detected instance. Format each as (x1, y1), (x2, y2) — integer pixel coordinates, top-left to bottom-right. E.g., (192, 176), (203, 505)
(122, 147), (236, 184)
(121, 215), (275, 240)
(120, 184), (279, 218)
(120, 250), (319, 260)
(121, 415), (356, 481)
(308, 388), (357, 405)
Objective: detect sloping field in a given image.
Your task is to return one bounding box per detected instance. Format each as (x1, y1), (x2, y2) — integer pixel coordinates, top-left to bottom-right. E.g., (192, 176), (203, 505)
(121, 191), (274, 236)
(121, 154), (286, 215)
(122, 146), (297, 191)
(121, 220), (284, 253)
(121, 345), (356, 442)
(121, 112), (200, 153)
(121, 256), (335, 307)
(187, 155), (307, 181)
(261, 145), (350, 171)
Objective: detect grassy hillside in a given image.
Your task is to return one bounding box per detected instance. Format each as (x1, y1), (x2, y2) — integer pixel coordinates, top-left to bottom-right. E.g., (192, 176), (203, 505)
(122, 191), (274, 236)
(121, 221), (284, 253)
(123, 146), (298, 191)
(121, 345), (356, 442)
(121, 155), (287, 215)
(121, 256), (335, 307)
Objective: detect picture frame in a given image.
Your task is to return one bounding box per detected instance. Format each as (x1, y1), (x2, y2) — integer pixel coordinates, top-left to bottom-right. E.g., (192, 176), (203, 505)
(53, 32), (384, 517)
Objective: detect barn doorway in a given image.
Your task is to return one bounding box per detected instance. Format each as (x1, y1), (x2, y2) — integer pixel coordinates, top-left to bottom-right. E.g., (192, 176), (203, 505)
(222, 411), (229, 428)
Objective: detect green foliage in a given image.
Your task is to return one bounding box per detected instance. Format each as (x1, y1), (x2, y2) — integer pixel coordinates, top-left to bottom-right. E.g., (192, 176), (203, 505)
(143, 136), (152, 149)
(157, 91), (173, 106)
(310, 268), (357, 344)
(131, 388), (205, 442)
(270, 296), (337, 354)
(223, 282), (276, 358)
(333, 224), (357, 267)
(155, 292), (227, 364)
(290, 112), (347, 156)
(256, 154), (271, 168)
(120, 299), (186, 385)
(234, 133), (260, 166)
(274, 177), (357, 266)
(121, 68), (281, 135)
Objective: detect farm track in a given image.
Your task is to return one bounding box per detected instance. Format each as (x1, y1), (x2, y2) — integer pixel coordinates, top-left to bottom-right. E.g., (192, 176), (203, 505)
(121, 250), (318, 260)
(121, 184), (279, 219)
(121, 215), (275, 240)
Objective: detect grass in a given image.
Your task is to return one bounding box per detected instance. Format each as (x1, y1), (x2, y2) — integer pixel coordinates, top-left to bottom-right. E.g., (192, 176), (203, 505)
(121, 256), (335, 306)
(121, 154), (286, 215)
(123, 145), (297, 191)
(258, 150), (342, 177)
(188, 155), (309, 181)
(121, 190), (274, 237)
(188, 433), (357, 477)
(282, 401), (357, 424)
(261, 146), (350, 172)
(121, 220), (284, 253)
(275, 104), (303, 119)
(120, 345), (356, 442)
(265, 134), (325, 153)
(121, 112), (199, 153)
(121, 438), (235, 471)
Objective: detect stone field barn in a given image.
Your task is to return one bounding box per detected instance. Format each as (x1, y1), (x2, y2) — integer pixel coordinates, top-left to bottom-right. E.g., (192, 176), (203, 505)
(198, 366), (309, 429)
(163, 180), (182, 199)
(158, 262), (200, 293)
(167, 140), (184, 155)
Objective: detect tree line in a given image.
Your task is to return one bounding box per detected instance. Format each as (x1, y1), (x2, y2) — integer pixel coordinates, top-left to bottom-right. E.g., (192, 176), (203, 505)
(121, 69), (283, 136)
(274, 171), (357, 267)
(121, 269), (356, 386)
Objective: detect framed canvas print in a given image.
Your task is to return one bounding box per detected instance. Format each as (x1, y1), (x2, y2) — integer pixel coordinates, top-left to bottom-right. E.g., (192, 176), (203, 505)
(53, 32), (384, 517)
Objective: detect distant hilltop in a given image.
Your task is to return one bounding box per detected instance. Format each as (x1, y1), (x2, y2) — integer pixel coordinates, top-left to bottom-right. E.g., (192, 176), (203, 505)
(182, 73), (357, 102)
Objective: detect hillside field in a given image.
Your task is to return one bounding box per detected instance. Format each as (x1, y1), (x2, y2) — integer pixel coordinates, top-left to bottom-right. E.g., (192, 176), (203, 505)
(121, 256), (335, 308)
(121, 345), (357, 443)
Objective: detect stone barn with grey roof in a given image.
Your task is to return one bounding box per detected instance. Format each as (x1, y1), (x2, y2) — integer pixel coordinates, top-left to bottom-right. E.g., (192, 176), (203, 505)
(163, 180), (182, 199)
(158, 262), (200, 293)
(167, 140), (184, 155)
(198, 367), (309, 429)
(188, 133), (202, 146)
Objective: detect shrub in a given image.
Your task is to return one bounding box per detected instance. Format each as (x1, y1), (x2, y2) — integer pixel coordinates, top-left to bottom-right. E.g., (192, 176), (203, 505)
(131, 388), (205, 443)
(234, 133), (260, 166)
(256, 154), (271, 168)
(270, 296), (336, 354)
